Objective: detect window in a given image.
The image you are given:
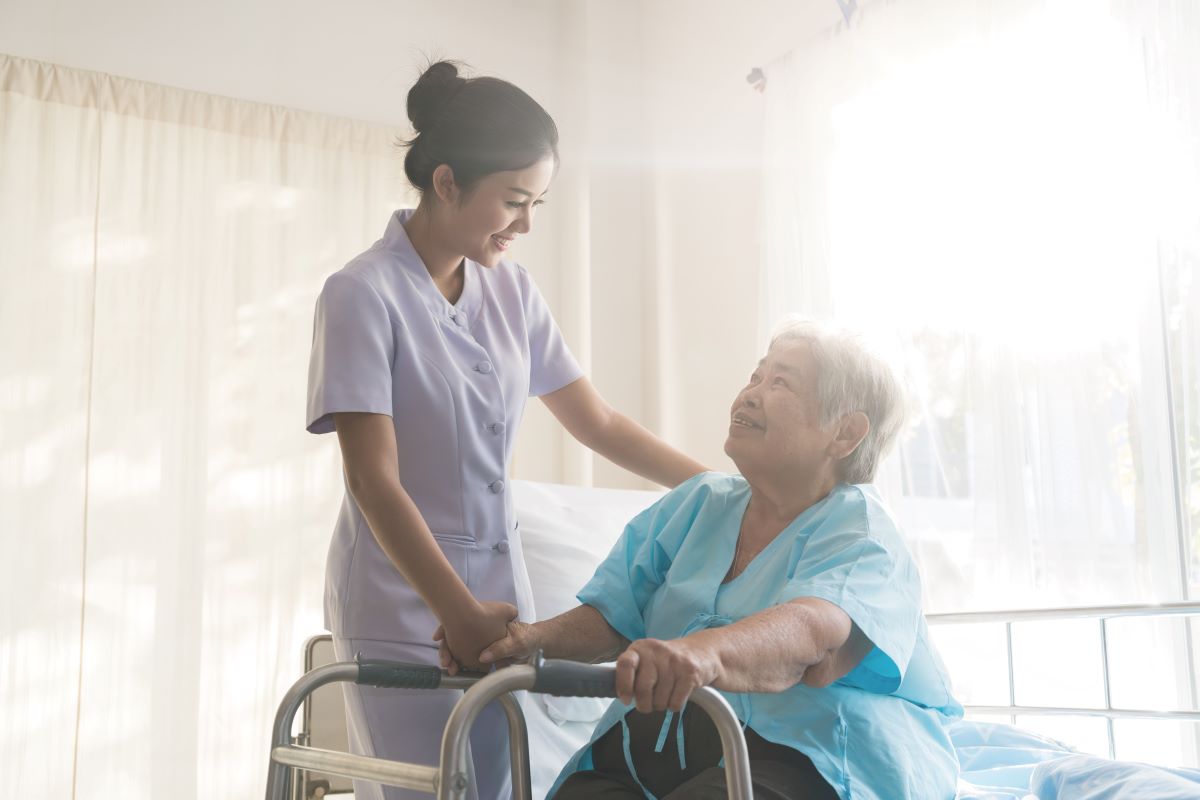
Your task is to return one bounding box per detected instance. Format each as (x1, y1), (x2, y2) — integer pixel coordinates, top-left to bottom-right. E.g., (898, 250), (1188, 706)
(762, 0), (1200, 762)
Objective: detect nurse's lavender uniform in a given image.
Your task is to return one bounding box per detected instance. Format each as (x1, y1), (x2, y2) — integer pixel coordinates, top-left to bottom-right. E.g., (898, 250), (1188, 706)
(306, 208), (582, 800)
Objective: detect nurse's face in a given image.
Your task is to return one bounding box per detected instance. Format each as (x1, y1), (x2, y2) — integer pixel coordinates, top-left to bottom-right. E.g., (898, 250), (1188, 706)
(724, 340), (837, 479)
(449, 158), (555, 268)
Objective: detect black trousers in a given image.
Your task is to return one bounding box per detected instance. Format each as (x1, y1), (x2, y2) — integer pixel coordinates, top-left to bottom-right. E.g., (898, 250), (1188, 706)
(553, 706), (839, 800)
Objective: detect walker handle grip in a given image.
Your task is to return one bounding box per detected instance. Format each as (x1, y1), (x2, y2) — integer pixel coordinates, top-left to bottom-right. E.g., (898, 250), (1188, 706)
(355, 658), (443, 690)
(530, 651), (617, 698)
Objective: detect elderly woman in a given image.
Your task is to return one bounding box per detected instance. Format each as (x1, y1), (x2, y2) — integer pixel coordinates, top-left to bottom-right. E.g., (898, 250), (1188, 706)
(473, 321), (962, 799)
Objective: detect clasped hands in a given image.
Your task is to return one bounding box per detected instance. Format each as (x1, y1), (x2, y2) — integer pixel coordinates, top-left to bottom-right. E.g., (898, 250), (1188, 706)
(434, 607), (721, 712)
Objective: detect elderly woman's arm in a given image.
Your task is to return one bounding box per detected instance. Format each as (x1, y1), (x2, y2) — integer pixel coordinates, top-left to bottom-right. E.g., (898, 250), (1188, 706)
(690, 597), (873, 692)
(613, 597), (873, 712)
(473, 604), (630, 667)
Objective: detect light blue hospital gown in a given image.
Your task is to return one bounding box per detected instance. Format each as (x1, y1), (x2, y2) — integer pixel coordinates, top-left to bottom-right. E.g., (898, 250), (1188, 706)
(306, 209), (583, 800)
(552, 472), (962, 800)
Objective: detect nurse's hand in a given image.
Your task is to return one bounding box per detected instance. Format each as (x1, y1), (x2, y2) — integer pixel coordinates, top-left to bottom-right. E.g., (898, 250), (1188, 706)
(432, 626), (459, 674)
(614, 638), (721, 713)
(436, 600), (518, 674)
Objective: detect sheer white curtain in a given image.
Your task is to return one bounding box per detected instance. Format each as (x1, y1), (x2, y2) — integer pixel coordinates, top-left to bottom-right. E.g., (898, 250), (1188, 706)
(762, 0), (1200, 763)
(0, 54), (409, 798)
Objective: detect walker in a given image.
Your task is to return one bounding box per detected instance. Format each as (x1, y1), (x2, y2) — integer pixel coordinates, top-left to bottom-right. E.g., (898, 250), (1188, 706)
(265, 652), (754, 799)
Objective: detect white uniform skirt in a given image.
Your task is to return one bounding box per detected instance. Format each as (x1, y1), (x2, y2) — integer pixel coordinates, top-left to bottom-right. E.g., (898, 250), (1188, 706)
(332, 637), (514, 800)
(332, 530), (536, 800)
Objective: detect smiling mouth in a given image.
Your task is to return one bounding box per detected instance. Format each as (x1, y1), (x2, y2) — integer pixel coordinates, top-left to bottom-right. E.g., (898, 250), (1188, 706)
(492, 235), (513, 249)
(731, 414), (763, 430)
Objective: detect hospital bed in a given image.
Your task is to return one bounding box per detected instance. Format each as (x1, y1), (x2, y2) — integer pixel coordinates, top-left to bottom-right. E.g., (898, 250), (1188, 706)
(273, 480), (1200, 799)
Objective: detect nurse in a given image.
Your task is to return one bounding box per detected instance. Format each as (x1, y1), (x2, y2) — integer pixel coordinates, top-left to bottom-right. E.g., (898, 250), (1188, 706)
(305, 61), (707, 800)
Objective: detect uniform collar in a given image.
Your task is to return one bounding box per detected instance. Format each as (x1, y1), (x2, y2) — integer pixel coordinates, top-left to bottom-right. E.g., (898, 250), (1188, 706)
(382, 209), (483, 325)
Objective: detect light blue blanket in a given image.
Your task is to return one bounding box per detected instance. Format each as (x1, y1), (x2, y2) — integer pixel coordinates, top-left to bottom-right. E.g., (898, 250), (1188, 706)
(1031, 754), (1200, 799)
(952, 719), (1067, 799)
(950, 720), (1200, 799)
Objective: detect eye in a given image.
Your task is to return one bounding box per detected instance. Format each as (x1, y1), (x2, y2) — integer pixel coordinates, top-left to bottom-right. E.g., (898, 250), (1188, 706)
(533, 199), (546, 207)
(773, 376), (788, 388)
(506, 200), (526, 209)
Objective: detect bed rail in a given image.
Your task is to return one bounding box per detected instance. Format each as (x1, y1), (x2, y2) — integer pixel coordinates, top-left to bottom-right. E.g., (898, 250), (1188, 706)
(926, 601), (1200, 758)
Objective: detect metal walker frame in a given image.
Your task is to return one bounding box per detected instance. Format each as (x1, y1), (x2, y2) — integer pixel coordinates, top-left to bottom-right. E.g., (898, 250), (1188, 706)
(265, 653), (754, 800)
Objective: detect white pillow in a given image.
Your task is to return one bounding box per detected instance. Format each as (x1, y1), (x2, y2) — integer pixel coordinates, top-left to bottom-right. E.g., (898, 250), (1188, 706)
(513, 480), (664, 723)
(513, 480), (664, 621)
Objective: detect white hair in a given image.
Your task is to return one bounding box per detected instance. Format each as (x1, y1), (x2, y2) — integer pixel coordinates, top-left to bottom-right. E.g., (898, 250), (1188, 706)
(769, 318), (906, 484)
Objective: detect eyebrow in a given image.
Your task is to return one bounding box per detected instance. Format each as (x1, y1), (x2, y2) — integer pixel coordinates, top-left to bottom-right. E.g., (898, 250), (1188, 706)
(508, 188), (547, 197)
(758, 358), (803, 377)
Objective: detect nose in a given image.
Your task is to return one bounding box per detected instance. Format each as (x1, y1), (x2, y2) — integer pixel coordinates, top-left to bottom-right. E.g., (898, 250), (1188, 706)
(735, 385), (760, 410)
(512, 207), (533, 235)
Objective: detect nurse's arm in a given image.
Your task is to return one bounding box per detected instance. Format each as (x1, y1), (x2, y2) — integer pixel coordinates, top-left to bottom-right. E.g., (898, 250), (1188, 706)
(541, 377), (709, 488)
(334, 412), (513, 663)
(684, 597), (873, 693)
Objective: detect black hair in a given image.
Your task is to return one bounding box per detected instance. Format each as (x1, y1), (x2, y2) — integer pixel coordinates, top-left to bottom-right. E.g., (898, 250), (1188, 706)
(402, 61), (559, 196)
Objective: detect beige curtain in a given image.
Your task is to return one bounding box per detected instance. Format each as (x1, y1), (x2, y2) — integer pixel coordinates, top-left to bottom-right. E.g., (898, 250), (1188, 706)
(0, 53), (411, 798)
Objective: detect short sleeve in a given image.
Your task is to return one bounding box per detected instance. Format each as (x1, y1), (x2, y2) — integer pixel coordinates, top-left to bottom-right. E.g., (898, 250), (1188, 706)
(306, 272), (395, 434)
(519, 266), (583, 397)
(778, 514), (922, 694)
(576, 473), (711, 642)
(576, 505), (665, 643)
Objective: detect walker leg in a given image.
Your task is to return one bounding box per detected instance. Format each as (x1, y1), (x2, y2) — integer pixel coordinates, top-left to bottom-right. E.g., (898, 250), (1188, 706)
(438, 667), (538, 800)
(498, 693), (532, 800)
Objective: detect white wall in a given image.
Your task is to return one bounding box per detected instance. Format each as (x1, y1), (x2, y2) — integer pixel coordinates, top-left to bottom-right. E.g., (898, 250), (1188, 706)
(634, 0), (841, 477)
(551, 0), (841, 484)
(0, 0), (563, 127)
(512, 0), (844, 487)
(0, 0), (839, 487)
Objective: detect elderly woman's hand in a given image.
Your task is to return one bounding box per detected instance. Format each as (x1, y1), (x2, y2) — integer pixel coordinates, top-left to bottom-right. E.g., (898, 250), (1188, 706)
(430, 600), (518, 675)
(477, 619), (543, 667)
(615, 637), (721, 713)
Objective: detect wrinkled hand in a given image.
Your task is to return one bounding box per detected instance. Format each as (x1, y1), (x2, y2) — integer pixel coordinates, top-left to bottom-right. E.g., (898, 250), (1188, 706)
(478, 620), (542, 668)
(615, 637), (721, 713)
(431, 600), (517, 674)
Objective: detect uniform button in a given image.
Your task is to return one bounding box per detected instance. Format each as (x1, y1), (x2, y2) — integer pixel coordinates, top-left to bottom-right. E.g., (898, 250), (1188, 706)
(489, 479), (505, 494)
(475, 362), (493, 374)
(495, 540), (511, 554)
(446, 307), (457, 320)
(489, 422), (506, 435)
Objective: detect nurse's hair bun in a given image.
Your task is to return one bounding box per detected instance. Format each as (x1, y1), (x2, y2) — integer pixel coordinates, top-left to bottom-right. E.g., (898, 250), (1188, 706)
(401, 59), (559, 196)
(407, 61), (465, 134)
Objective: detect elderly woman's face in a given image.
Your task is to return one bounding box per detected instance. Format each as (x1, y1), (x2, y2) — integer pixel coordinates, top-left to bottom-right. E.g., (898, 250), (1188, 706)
(724, 340), (834, 476)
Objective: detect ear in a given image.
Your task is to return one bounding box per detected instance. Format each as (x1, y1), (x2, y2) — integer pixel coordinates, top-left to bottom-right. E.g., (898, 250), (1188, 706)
(431, 164), (459, 205)
(827, 411), (870, 462)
